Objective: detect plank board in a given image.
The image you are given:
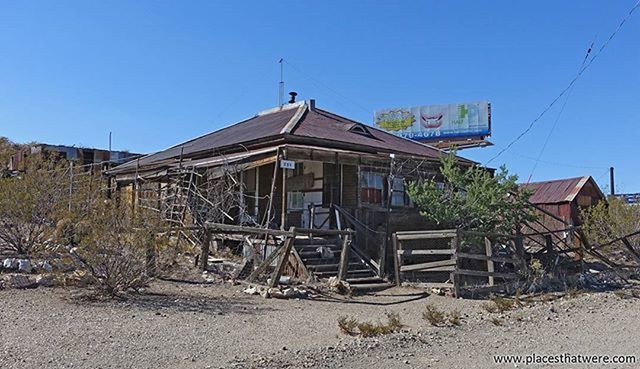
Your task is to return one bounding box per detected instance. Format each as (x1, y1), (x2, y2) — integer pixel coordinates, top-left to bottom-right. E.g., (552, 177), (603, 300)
(396, 232), (456, 241)
(397, 249), (455, 256)
(456, 269), (517, 279)
(402, 282), (455, 288)
(457, 252), (518, 264)
(401, 259), (457, 272)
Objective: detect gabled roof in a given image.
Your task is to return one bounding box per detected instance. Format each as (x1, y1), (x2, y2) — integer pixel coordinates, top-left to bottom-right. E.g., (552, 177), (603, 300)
(111, 100), (474, 174)
(521, 176), (605, 204)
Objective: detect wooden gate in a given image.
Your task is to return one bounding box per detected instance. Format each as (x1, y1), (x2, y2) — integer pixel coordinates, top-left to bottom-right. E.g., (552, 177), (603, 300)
(392, 229), (521, 297)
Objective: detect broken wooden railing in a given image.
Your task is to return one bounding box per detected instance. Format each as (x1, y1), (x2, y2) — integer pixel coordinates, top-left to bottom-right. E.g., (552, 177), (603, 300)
(392, 229), (521, 297)
(201, 222), (353, 287)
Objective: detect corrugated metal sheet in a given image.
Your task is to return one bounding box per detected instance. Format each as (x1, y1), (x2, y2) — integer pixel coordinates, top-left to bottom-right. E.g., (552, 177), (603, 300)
(522, 176), (594, 204)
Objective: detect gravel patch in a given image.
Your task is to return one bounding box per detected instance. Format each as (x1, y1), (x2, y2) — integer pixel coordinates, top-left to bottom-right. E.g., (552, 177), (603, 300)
(1, 281), (639, 368)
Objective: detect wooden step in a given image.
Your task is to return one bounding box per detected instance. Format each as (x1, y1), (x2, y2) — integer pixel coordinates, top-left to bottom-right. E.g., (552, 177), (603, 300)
(346, 276), (387, 283)
(294, 244), (340, 250)
(350, 282), (394, 291)
(293, 238), (332, 246)
(302, 256), (358, 264)
(307, 262), (366, 272)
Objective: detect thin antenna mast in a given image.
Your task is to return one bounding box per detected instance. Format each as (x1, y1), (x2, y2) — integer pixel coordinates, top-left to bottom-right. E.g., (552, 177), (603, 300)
(278, 58), (284, 106)
(108, 131), (112, 164)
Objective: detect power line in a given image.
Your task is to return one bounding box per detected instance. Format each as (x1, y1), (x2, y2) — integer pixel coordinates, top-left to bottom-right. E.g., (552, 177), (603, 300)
(526, 37), (596, 182)
(282, 59), (373, 115)
(485, 0), (640, 165)
(493, 143), (608, 170)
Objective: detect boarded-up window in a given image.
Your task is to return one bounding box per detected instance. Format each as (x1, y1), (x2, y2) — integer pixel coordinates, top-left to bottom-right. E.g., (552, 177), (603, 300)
(341, 165), (358, 208)
(323, 163), (341, 207)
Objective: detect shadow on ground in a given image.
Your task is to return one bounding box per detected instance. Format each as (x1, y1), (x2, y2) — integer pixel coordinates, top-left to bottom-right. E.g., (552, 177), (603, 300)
(66, 282), (273, 316)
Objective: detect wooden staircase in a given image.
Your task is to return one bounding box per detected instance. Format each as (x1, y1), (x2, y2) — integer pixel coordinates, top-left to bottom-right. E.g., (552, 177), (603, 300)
(293, 235), (392, 291)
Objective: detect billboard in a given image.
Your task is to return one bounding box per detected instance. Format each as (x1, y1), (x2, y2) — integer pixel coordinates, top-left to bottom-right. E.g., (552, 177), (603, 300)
(374, 101), (491, 141)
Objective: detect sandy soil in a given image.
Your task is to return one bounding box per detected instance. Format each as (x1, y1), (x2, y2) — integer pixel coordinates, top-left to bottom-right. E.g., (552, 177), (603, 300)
(1, 280), (639, 369)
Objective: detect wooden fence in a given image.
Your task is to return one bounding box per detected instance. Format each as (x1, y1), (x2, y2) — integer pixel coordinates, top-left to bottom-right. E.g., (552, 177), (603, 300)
(392, 229), (521, 297)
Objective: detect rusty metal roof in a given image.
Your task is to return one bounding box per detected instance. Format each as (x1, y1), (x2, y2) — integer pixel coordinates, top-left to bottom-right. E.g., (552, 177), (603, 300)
(110, 101), (474, 174)
(521, 176), (601, 204)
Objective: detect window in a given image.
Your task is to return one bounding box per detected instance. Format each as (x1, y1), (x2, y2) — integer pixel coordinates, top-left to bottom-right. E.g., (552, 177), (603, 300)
(391, 177), (406, 207)
(289, 161), (304, 177)
(348, 124), (375, 138)
(288, 191), (305, 210)
(361, 170), (384, 205)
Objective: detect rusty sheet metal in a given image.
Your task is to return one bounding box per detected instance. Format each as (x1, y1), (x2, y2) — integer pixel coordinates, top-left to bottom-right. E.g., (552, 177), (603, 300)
(522, 176), (590, 204)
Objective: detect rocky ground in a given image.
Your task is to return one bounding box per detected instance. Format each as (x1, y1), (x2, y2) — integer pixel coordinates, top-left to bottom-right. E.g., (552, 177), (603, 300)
(1, 280), (639, 369)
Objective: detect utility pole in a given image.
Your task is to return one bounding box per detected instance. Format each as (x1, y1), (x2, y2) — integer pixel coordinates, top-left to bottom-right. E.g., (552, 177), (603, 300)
(610, 166), (615, 196)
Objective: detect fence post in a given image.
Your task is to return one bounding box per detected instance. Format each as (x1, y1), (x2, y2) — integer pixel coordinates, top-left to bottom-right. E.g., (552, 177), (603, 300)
(514, 230), (526, 270)
(392, 233), (401, 286)
(452, 230), (461, 298)
(269, 227), (297, 287)
(200, 229), (212, 271)
(484, 237), (494, 287)
(337, 230), (351, 281)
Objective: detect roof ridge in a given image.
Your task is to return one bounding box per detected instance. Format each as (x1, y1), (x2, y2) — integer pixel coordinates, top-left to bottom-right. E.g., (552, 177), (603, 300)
(280, 103), (308, 134)
(522, 176), (586, 186)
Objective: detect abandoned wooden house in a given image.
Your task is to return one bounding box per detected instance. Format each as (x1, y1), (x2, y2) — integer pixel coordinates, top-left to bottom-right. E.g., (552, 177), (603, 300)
(107, 99), (480, 289)
(520, 176), (605, 248)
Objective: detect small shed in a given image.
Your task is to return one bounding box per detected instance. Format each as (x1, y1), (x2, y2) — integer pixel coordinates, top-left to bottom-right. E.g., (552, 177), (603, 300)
(521, 176), (605, 242)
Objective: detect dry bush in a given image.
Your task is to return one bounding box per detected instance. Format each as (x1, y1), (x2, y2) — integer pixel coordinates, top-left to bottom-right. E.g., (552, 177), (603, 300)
(422, 304), (447, 326)
(0, 156), (68, 255)
(70, 199), (167, 296)
(422, 305), (462, 327)
(337, 316), (358, 335)
(337, 312), (403, 337)
(482, 302), (499, 313)
(448, 309), (461, 326)
(385, 311), (403, 331)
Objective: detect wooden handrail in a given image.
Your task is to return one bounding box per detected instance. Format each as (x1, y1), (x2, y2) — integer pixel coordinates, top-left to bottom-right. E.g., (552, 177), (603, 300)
(203, 222), (353, 237)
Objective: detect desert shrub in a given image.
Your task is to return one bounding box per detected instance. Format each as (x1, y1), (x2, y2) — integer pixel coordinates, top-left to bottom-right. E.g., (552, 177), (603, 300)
(337, 312), (403, 337)
(0, 156), (68, 255)
(422, 304), (447, 326)
(581, 197), (640, 251)
(71, 199), (165, 296)
(492, 297), (515, 312)
(482, 296), (516, 313)
(482, 302), (499, 313)
(337, 316), (358, 335)
(385, 311), (403, 331)
(449, 309), (461, 326)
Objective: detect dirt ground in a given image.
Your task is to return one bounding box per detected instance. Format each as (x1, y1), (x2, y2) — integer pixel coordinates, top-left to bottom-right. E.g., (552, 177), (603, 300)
(1, 280), (639, 369)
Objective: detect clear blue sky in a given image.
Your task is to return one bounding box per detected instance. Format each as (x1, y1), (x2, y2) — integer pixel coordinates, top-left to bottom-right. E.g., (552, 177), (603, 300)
(1, 1), (638, 192)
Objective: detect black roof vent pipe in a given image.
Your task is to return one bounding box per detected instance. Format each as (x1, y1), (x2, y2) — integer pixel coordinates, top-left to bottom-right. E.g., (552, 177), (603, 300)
(288, 91), (297, 104)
